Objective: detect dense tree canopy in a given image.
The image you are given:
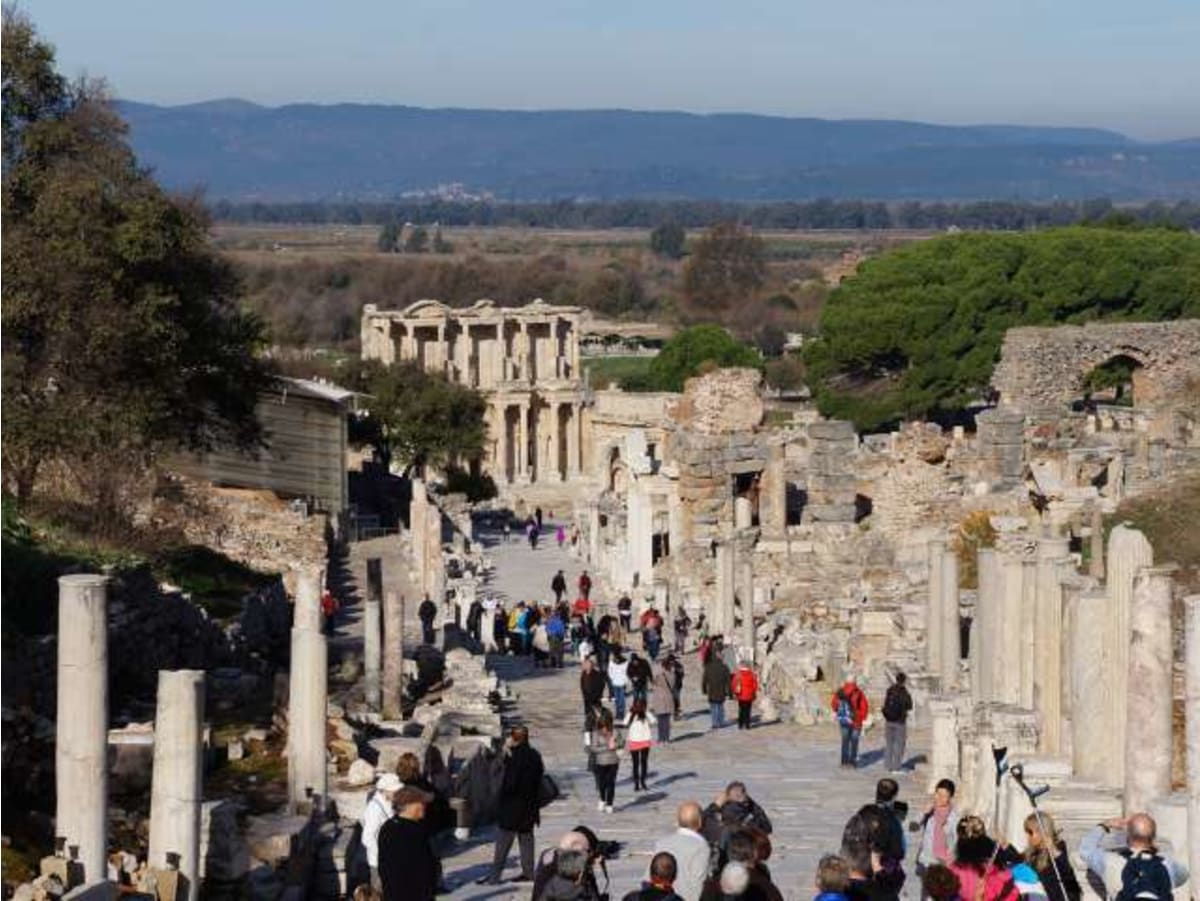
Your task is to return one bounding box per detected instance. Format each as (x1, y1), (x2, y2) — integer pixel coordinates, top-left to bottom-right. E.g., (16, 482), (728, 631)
(682, 223), (767, 313)
(347, 360), (487, 473)
(805, 227), (1200, 431)
(623, 325), (762, 392)
(1, 12), (272, 507)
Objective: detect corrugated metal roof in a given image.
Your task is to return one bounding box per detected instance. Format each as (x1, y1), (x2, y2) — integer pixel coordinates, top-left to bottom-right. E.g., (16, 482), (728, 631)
(274, 377), (357, 405)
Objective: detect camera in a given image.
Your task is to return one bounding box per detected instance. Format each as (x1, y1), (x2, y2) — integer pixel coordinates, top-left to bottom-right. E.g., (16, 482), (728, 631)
(595, 839), (622, 860)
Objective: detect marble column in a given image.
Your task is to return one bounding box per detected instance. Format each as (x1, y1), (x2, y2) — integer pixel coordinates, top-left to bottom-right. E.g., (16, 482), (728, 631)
(927, 698), (960, 792)
(426, 504), (445, 606)
(1019, 557), (1037, 709)
(1103, 525), (1153, 779)
(734, 496), (753, 530)
(1185, 595), (1200, 893)
(410, 478), (428, 589)
(627, 486), (655, 589)
(566, 403), (581, 478)
(293, 568), (323, 633)
(938, 548), (961, 690)
(1071, 590), (1111, 784)
(714, 540), (736, 638)
(1033, 538), (1070, 754)
(363, 558), (382, 711)
(926, 540), (947, 679)
(382, 591), (404, 719)
(287, 569), (328, 812)
(516, 403), (529, 483)
(55, 574), (109, 886)
(736, 539), (755, 659)
(761, 444), (787, 538)
(1088, 506), (1105, 579)
(994, 553), (1025, 705)
(972, 548), (999, 704)
(148, 670), (205, 900)
(1124, 566), (1174, 814)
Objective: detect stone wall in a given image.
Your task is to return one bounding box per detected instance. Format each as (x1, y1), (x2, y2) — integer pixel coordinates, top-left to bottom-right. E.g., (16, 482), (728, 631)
(991, 319), (1200, 416)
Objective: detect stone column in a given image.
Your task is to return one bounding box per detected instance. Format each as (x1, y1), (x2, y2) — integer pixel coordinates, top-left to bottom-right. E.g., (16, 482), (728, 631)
(1103, 525), (1153, 779)
(1125, 566), (1174, 814)
(364, 557), (383, 711)
(927, 699), (960, 792)
(761, 443), (787, 538)
(1185, 595), (1200, 892)
(1088, 505), (1105, 578)
(426, 504), (445, 606)
(410, 478), (428, 589)
(627, 486), (655, 589)
(734, 496), (753, 530)
(736, 538), (755, 659)
(1019, 557), (1037, 708)
(1071, 590), (1110, 783)
(148, 670), (205, 900)
(995, 554), (1025, 704)
(566, 402), (581, 478)
(926, 539), (947, 678)
(516, 402), (529, 483)
(972, 549), (999, 704)
(55, 574), (109, 885)
(1033, 538), (1069, 753)
(714, 540), (736, 637)
(382, 591), (404, 719)
(938, 548), (961, 690)
(287, 570), (328, 812)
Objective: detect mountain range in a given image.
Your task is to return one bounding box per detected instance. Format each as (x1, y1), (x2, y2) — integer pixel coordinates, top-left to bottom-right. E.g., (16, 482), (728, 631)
(116, 99), (1200, 202)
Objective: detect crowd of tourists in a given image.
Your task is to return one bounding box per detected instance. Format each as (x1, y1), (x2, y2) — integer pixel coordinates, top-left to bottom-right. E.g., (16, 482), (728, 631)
(354, 517), (1190, 901)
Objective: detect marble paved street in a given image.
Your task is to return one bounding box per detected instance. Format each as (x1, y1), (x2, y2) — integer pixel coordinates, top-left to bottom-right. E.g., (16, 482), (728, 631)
(427, 522), (926, 900)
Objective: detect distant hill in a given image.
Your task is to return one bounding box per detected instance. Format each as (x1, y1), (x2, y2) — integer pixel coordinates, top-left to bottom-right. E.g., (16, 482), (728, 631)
(116, 99), (1200, 202)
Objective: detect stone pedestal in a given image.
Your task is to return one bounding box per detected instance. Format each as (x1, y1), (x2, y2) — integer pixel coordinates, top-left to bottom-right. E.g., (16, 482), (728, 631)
(926, 540), (947, 678)
(1124, 567), (1174, 814)
(927, 698), (960, 792)
(382, 591), (404, 720)
(1184, 595), (1200, 892)
(55, 574), (109, 886)
(287, 626), (328, 812)
(938, 549), (961, 690)
(1103, 525), (1153, 780)
(148, 670), (206, 900)
(1071, 590), (1111, 784)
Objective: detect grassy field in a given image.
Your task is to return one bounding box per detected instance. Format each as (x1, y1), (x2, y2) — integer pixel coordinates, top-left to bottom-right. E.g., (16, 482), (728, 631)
(584, 355), (656, 389)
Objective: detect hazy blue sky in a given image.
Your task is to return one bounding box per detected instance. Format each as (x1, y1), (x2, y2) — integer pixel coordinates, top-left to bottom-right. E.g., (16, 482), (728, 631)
(26, 0), (1200, 140)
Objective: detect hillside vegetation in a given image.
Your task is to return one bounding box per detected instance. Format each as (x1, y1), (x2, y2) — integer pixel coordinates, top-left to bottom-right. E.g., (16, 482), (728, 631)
(805, 226), (1200, 430)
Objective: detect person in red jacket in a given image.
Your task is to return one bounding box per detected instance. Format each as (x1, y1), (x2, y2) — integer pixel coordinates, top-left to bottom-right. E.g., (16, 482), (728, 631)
(830, 675), (869, 767)
(578, 570), (593, 601)
(730, 661), (759, 730)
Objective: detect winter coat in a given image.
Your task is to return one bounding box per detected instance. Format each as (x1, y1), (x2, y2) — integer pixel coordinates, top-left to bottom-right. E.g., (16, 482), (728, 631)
(608, 658), (631, 688)
(552, 574), (567, 594)
(650, 670), (676, 715)
(702, 658), (732, 703)
(497, 742), (544, 833)
(628, 657), (652, 691)
(624, 712), (654, 747)
(418, 599), (437, 623)
(949, 862), (1017, 901)
(581, 669), (607, 706)
(379, 816), (438, 901)
(730, 667), (759, 702)
(830, 682), (869, 729)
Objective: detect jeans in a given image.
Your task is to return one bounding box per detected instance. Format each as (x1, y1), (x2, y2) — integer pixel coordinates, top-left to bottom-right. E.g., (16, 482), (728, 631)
(885, 721), (907, 771)
(595, 763), (617, 805)
(490, 829), (535, 880)
(840, 724), (861, 766)
(612, 685), (627, 721)
(655, 712), (672, 743)
(737, 700), (753, 729)
(709, 701), (726, 729)
(631, 747), (650, 789)
(647, 638), (661, 661)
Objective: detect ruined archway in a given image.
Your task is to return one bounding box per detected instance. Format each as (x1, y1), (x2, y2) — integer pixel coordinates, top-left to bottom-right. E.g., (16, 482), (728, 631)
(1075, 353), (1145, 410)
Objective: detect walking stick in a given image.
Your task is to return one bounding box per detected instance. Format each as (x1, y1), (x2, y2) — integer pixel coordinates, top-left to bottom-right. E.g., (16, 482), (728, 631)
(1010, 764), (1070, 901)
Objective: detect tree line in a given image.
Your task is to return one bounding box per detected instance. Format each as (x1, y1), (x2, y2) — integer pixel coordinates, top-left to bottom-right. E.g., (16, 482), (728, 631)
(210, 197), (1200, 231)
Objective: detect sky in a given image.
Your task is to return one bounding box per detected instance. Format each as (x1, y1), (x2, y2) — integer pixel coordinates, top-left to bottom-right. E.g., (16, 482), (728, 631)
(24, 0), (1200, 141)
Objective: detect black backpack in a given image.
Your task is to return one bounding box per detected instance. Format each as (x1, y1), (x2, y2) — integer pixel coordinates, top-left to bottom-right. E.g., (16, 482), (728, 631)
(1116, 850), (1173, 901)
(882, 686), (908, 722)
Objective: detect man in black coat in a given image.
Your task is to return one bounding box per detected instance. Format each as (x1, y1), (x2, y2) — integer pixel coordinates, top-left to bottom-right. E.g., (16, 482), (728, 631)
(478, 725), (545, 884)
(379, 785), (438, 901)
(418, 594), (437, 646)
(551, 570), (568, 604)
(701, 653), (732, 730)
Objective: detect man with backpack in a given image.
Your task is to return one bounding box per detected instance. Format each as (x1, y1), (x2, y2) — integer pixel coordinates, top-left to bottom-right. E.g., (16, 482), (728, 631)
(829, 674), (869, 768)
(1079, 813), (1188, 900)
(881, 672), (913, 773)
